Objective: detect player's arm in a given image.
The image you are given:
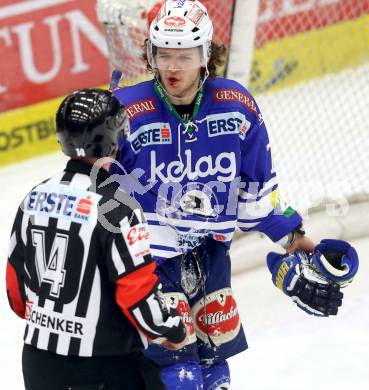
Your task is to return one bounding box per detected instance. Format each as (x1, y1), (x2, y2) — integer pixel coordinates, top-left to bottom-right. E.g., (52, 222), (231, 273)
(280, 224), (315, 254)
(6, 206), (27, 319)
(236, 100), (312, 250)
(104, 205), (186, 348)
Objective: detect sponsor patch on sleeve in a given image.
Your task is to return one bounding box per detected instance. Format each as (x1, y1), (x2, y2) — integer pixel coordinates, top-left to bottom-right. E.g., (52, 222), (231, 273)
(121, 222), (151, 261)
(207, 112), (251, 140)
(214, 89), (259, 115)
(126, 99), (157, 121)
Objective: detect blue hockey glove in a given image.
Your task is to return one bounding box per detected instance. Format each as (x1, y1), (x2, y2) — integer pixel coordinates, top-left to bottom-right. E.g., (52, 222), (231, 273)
(267, 239), (358, 316)
(310, 239), (359, 287)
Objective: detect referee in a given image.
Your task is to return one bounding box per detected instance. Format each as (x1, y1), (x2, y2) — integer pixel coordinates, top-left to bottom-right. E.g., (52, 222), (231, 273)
(6, 89), (187, 390)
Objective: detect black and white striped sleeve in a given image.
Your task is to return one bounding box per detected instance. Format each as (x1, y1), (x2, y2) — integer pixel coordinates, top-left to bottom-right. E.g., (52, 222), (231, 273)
(105, 207), (186, 344)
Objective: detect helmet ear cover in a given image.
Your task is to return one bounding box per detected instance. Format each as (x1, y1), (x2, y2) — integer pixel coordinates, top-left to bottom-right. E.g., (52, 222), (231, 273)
(56, 89), (128, 158)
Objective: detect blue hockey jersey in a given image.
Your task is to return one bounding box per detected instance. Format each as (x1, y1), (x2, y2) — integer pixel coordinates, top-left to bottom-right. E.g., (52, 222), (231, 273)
(111, 77), (302, 262)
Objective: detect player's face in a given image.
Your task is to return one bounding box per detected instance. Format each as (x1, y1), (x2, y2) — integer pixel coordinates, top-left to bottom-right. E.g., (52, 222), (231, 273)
(156, 47), (202, 100)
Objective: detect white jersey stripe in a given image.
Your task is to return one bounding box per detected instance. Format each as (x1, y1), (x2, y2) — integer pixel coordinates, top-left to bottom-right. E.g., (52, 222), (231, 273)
(36, 299), (54, 351)
(133, 208), (143, 224)
(56, 335), (71, 356)
(239, 176), (278, 200)
(136, 329), (149, 349)
(151, 248), (181, 259)
(147, 294), (181, 328)
(131, 306), (162, 337)
(46, 172), (67, 186)
(68, 172), (92, 190)
(111, 240), (126, 275)
(237, 221), (259, 229)
(8, 232), (17, 258)
(79, 269), (101, 356)
(147, 224), (179, 248)
(145, 212), (236, 230)
(24, 323), (35, 345)
(77, 219), (98, 356)
(237, 195), (274, 220)
(21, 209), (30, 246)
(146, 294), (164, 326)
(24, 295), (39, 345)
(56, 217), (72, 232)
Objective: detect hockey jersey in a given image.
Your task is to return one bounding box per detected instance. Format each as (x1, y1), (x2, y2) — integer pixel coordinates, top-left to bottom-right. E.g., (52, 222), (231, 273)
(6, 160), (185, 357)
(112, 78), (302, 262)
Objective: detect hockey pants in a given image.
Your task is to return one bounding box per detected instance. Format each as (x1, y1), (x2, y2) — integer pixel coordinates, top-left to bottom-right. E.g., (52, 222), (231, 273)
(145, 238), (248, 389)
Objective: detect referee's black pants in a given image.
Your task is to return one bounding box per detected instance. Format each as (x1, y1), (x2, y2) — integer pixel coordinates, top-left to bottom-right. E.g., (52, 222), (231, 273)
(22, 344), (166, 390)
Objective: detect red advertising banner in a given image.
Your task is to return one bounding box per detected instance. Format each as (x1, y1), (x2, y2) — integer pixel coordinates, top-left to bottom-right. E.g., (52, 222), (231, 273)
(256, 0), (369, 46)
(0, 0), (110, 112)
(1, 0), (368, 113)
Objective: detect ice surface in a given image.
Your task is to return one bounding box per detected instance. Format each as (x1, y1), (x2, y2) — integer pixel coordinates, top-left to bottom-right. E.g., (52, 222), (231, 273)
(229, 236), (369, 390)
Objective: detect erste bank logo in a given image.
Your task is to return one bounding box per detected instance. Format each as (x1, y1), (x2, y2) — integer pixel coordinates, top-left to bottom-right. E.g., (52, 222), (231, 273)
(130, 123), (172, 153)
(25, 184), (100, 224)
(207, 112), (251, 140)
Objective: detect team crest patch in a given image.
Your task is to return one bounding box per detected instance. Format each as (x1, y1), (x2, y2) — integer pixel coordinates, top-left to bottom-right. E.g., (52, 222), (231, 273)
(192, 288), (241, 346)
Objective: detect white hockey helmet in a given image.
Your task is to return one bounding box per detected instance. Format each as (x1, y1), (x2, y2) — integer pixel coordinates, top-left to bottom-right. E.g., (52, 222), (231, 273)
(148, 0), (213, 70)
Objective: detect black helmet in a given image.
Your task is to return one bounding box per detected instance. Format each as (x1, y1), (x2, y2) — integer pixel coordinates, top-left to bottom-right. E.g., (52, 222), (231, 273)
(56, 88), (128, 158)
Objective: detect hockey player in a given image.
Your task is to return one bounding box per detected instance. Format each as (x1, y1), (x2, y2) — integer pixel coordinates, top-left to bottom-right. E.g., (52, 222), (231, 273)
(5, 88), (187, 390)
(108, 1), (358, 388)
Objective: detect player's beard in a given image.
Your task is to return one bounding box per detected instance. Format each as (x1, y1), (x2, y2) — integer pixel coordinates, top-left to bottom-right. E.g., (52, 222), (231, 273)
(171, 73), (201, 100)
(159, 69), (202, 104)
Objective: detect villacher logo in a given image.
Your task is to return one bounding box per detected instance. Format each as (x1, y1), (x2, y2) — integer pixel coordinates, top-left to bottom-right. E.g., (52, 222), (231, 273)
(192, 288), (241, 346)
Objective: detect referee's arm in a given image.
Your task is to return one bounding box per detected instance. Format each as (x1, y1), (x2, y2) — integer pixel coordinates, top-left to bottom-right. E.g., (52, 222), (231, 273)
(105, 209), (186, 345)
(6, 206), (26, 319)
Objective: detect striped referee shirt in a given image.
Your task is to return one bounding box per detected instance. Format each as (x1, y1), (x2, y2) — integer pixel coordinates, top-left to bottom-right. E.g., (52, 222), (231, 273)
(6, 159), (185, 357)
